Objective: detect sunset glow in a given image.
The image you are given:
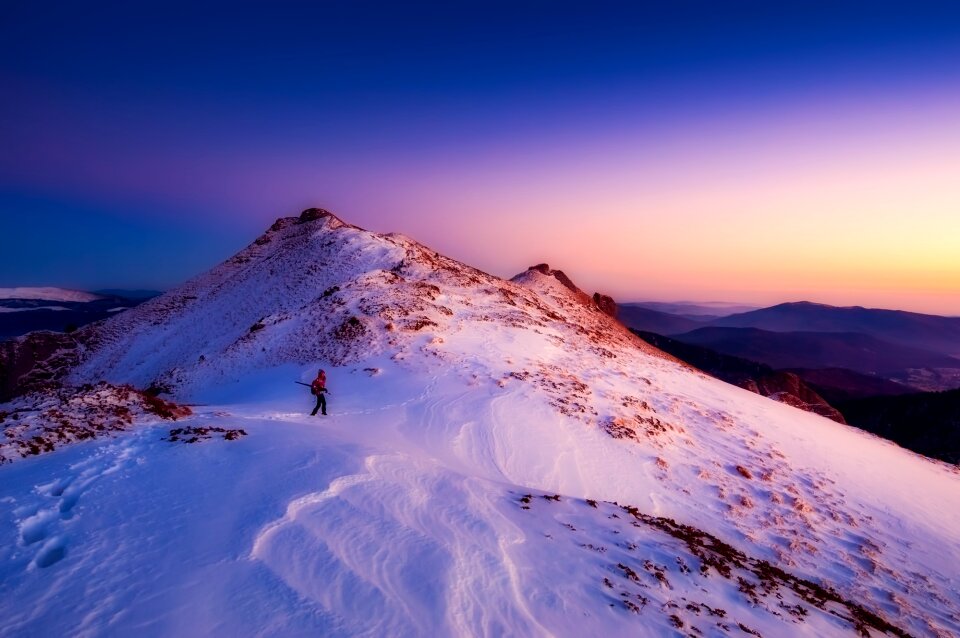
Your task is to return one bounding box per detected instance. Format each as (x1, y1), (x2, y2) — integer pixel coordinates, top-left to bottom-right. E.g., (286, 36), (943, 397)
(2, 2), (959, 314)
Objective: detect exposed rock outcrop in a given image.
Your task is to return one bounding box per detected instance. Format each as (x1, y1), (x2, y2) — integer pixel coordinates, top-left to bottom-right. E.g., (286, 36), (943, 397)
(0, 382), (191, 464)
(593, 293), (617, 318)
(515, 264), (619, 318)
(298, 207), (334, 223)
(0, 331), (82, 402)
(632, 330), (846, 423)
(751, 371), (847, 424)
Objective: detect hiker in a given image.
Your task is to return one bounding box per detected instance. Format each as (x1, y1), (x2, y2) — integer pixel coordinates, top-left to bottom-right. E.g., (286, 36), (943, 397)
(310, 369), (328, 416)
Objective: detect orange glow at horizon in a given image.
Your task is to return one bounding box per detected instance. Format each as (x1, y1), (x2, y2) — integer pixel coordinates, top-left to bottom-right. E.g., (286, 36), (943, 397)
(364, 91), (960, 316)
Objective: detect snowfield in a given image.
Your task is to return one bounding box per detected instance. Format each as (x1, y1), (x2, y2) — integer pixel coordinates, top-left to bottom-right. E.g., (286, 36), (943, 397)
(1, 210), (958, 637)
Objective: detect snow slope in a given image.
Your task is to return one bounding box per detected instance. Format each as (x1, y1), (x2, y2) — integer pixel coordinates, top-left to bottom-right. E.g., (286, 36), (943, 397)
(2, 209), (958, 637)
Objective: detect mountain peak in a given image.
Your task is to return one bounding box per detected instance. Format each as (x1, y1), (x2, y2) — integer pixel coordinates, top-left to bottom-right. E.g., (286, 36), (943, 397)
(296, 207), (358, 228)
(520, 263), (583, 295)
(256, 207), (355, 237)
(511, 264), (617, 317)
(44, 213), (655, 397)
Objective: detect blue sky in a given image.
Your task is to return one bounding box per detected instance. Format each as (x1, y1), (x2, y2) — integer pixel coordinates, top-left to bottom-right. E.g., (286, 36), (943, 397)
(3, 1), (960, 312)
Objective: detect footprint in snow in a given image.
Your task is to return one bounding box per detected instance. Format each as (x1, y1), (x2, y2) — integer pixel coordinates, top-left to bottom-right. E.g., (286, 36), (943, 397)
(19, 509), (57, 545)
(15, 441), (142, 569)
(34, 536), (67, 568)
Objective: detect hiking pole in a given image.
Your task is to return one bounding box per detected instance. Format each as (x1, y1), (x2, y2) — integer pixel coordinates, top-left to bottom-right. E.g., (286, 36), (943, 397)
(294, 381), (311, 387)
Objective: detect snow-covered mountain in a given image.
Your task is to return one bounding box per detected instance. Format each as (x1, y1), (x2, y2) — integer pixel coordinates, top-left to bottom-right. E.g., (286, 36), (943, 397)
(0, 287), (105, 303)
(1, 209), (958, 637)
(0, 288), (152, 340)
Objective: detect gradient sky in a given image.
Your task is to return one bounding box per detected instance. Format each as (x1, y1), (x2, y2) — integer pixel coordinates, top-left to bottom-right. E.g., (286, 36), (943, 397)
(3, 1), (960, 314)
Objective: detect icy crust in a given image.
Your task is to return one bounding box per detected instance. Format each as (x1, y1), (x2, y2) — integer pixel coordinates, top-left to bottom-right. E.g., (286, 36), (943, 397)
(0, 382), (191, 463)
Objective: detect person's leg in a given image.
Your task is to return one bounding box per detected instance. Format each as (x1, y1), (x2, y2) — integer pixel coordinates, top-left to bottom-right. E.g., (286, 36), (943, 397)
(311, 395), (321, 416)
(320, 393), (327, 415)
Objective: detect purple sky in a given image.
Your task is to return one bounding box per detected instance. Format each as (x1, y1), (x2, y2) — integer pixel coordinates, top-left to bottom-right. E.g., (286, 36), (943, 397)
(3, 2), (959, 314)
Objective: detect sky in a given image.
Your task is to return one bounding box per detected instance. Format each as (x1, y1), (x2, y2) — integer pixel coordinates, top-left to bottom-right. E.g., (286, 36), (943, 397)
(2, 1), (959, 315)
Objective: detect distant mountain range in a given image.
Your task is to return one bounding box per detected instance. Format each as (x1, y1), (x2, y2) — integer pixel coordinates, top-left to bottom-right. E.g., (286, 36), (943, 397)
(617, 300), (960, 393)
(711, 301), (960, 357)
(631, 330), (846, 423)
(92, 288), (164, 301)
(615, 305), (704, 335)
(0, 288), (160, 340)
(621, 301), (759, 320)
(674, 327), (959, 376)
(632, 329), (960, 465)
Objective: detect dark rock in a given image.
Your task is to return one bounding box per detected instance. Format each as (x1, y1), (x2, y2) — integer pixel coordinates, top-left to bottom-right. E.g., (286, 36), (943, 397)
(593, 293), (617, 318)
(521, 264), (594, 306)
(838, 388), (960, 464)
(631, 330), (846, 424)
(752, 371), (846, 424)
(0, 331), (82, 402)
(298, 208), (333, 223)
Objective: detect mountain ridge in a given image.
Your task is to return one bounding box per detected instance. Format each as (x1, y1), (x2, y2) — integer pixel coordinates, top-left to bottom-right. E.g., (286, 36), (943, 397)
(2, 208), (958, 636)
(65, 208), (664, 399)
(673, 326), (960, 377)
(711, 301), (960, 356)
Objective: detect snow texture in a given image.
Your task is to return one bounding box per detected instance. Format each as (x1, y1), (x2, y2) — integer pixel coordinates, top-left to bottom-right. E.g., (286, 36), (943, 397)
(1, 211), (958, 637)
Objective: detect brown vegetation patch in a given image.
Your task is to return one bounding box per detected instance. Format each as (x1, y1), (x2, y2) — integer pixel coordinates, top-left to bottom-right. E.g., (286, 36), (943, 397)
(523, 489), (913, 636)
(403, 317), (438, 331)
(603, 417), (639, 441)
(140, 392), (193, 420)
(334, 316), (367, 341)
(615, 503), (912, 637)
(165, 426), (247, 444)
(1, 383), (193, 463)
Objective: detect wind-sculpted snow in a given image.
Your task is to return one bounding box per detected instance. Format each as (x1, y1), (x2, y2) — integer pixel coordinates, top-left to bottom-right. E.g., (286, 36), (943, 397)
(1, 210), (958, 636)
(250, 453), (539, 636)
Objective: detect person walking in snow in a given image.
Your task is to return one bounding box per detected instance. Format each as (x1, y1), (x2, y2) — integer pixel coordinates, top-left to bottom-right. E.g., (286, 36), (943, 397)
(310, 369), (328, 416)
